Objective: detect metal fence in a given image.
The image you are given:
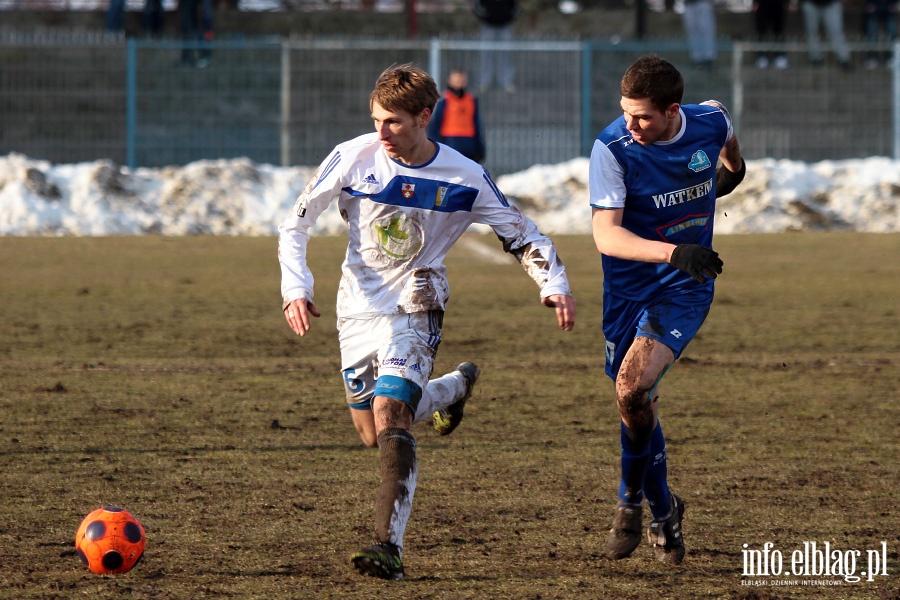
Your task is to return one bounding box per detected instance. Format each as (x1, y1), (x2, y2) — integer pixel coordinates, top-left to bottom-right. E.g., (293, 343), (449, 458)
(1, 32), (898, 175)
(0, 0), (468, 11)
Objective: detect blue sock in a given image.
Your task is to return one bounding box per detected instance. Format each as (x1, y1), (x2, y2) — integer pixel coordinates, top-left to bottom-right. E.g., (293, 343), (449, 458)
(617, 421), (650, 506)
(643, 421), (673, 520)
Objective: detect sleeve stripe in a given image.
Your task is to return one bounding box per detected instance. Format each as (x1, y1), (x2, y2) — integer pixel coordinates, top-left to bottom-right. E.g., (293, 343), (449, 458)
(312, 151), (342, 192)
(483, 171), (509, 207)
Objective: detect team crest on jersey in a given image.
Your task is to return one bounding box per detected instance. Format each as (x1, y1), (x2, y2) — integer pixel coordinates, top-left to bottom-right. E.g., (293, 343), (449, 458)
(434, 186), (449, 207)
(373, 212), (424, 261)
(688, 150), (712, 172)
(401, 183), (416, 199)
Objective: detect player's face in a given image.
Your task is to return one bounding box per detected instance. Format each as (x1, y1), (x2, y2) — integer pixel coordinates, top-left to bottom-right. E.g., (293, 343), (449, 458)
(372, 101), (432, 165)
(620, 97), (679, 145)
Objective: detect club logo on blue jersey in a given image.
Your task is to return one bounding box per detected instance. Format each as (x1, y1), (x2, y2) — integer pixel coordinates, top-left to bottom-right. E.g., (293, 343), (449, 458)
(401, 183), (416, 199)
(688, 150), (712, 172)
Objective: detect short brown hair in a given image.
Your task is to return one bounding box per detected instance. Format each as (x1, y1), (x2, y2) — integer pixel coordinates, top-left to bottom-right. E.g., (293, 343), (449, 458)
(369, 63), (440, 116)
(620, 55), (684, 113)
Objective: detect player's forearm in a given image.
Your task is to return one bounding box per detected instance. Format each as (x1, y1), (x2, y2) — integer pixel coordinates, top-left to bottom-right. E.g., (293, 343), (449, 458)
(536, 255), (573, 299)
(592, 223), (674, 263)
(509, 238), (572, 297)
(278, 224), (316, 309)
(279, 255), (314, 310)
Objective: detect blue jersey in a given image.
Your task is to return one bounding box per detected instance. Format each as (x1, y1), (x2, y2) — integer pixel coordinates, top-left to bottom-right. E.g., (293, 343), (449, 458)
(589, 103), (732, 301)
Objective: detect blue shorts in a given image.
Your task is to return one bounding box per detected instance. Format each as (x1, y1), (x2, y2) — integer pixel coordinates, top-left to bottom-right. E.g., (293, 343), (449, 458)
(602, 287), (713, 381)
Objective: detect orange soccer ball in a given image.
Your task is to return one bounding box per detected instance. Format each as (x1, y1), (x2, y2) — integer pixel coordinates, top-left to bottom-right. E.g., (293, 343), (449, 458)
(74, 506), (146, 574)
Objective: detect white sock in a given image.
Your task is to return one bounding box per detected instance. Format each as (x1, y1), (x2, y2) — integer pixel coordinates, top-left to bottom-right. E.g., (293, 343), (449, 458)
(412, 370), (466, 424)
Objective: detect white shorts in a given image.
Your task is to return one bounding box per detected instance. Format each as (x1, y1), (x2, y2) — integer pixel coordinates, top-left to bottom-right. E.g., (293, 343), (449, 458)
(337, 310), (443, 411)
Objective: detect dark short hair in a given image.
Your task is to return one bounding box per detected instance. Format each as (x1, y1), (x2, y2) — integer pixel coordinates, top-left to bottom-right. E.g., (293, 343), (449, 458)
(369, 63), (441, 116)
(620, 55), (684, 113)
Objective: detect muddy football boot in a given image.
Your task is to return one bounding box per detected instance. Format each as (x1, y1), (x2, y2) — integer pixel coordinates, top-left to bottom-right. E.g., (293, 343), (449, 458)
(605, 502), (643, 559)
(433, 362), (480, 436)
(648, 494), (686, 565)
(350, 542), (404, 580)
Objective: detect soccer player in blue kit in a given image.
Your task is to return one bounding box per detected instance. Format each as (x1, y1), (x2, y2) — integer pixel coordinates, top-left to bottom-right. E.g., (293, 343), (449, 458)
(279, 64), (576, 580)
(589, 55), (745, 564)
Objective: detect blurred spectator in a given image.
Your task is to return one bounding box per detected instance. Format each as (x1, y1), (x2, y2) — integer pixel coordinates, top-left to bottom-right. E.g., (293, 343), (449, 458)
(144, 0), (165, 37)
(753, 0), (789, 68)
(428, 70), (486, 163)
(802, 0), (851, 68)
(864, 0), (898, 68)
(180, 0), (214, 68)
(473, 0), (519, 92)
(106, 0), (126, 33)
(681, 0), (717, 68)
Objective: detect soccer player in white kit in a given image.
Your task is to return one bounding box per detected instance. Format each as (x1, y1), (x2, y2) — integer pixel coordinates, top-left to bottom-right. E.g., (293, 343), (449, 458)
(278, 64), (576, 580)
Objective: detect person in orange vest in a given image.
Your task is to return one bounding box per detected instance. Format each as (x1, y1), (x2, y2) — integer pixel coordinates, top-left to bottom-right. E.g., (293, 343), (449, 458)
(428, 70), (486, 163)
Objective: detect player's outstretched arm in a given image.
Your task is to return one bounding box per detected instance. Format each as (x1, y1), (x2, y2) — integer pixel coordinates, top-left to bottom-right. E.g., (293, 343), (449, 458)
(542, 294), (576, 331)
(592, 207), (674, 263)
(284, 298), (320, 337)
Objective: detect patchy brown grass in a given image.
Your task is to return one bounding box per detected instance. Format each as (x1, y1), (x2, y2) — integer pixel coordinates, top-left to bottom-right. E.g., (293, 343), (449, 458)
(0, 233), (898, 599)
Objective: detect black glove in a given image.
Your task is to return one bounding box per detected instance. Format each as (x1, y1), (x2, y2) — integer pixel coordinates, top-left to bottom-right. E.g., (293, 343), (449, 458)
(669, 244), (723, 283)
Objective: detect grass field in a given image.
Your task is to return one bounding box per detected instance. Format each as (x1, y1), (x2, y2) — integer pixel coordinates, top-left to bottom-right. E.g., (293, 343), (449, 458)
(0, 233), (898, 599)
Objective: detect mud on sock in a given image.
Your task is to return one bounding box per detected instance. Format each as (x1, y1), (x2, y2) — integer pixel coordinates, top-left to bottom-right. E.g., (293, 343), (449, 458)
(374, 428), (418, 552)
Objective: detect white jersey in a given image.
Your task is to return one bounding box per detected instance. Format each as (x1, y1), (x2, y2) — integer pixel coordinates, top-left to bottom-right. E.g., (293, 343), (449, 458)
(278, 132), (571, 319)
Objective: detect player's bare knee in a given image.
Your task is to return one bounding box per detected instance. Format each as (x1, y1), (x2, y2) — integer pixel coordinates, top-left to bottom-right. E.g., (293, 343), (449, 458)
(616, 380), (650, 413)
(617, 386), (654, 432)
(373, 396), (414, 430)
(353, 420), (379, 447)
(359, 431), (379, 448)
(350, 407), (379, 447)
